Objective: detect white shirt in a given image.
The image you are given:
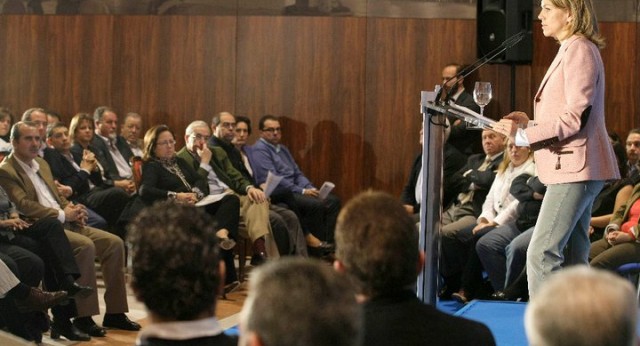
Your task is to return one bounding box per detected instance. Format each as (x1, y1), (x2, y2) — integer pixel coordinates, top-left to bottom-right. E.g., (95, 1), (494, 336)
(96, 134), (132, 179)
(14, 157), (65, 223)
(135, 316), (225, 345)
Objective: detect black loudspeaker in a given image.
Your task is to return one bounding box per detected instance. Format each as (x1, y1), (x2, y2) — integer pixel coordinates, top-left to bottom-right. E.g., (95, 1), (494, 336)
(477, 0), (533, 64)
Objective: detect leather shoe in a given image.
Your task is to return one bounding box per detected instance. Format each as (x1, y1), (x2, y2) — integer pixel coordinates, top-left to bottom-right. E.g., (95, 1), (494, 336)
(250, 252), (267, 266)
(73, 317), (107, 337)
(16, 287), (68, 311)
(51, 319), (91, 341)
(316, 241), (335, 252)
(62, 282), (94, 299)
(102, 313), (141, 331)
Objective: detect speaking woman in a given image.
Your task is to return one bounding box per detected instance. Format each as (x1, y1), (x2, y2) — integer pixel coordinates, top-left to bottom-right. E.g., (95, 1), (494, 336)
(495, 0), (619, 296)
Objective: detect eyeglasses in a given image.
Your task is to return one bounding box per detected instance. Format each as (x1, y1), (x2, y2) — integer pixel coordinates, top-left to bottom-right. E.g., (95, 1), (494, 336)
(221, 122), (236, 129)
(157, 139), (176, 147)
(191, 134), (211, 142)
(263, 127), (282, 133)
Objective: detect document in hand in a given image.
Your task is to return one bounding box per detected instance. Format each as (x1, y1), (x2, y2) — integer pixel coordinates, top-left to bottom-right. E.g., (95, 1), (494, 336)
(318, 182), (335, 200)
(263, 171), (284, 198)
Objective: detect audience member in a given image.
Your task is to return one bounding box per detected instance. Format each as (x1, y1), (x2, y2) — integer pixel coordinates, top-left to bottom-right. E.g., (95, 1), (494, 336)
(129, 201), (238, 346)
(45, 109), (62, 125)
(138, 125), (241, 291)
(440, 63), (482, 157)
(334, 190), (496, 346)
(239, 258), (360, 346)
(401, 124), (466, 220)
(525, 266), (638, 346)
(0, 121), (139, 339)
(445, 142), (535, 302)
(589, 181), (640, 270)
(44, 123), (131, 239)
(178, 120), (273, 265)
(626, 128), (640, 178)
(440, 129), (505, 239)
(91, 106), (136, 195)
(20, 108), (48, 157)
(0, 107), (13, 154)
(121, 112), (144, 157)
(248, 114), (341, 244)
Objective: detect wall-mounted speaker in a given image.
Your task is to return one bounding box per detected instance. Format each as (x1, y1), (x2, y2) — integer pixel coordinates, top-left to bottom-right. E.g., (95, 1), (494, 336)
(477, 0), (533, 64)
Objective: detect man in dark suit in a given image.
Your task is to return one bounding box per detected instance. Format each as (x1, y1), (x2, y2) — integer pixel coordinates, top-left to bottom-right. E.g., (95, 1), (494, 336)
(441, 63), (483, 157)
(334, 191), (496, 346)
(44, 123), (131, 239)
(0, 121), (139, 339)
(90, 106), (136, 195)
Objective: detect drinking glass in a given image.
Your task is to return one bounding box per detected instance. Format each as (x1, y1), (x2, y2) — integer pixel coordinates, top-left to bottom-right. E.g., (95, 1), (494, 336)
(473, 81), (492, 117)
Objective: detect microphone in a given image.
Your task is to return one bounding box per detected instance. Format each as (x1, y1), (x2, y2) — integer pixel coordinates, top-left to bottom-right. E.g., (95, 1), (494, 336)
(439, 30), (527, 104)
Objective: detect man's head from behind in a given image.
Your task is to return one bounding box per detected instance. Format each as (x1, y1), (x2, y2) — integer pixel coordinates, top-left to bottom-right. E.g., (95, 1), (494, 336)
(525, 266), (638, 346)
(128, 201), (222, 321)
(334, 190), (422, 298)
(240, 258), (361, 346)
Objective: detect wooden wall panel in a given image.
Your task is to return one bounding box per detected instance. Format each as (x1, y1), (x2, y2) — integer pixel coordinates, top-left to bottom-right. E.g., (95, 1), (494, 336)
(0, 15), (637, 202)
(235, 16), (367, 200)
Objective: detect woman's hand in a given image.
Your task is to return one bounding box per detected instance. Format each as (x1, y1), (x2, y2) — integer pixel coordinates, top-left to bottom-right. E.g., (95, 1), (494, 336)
(0, 218), (31, 231)
(495, 112), (529, 140)
(607, 231), (634, 246)
(176, 192), (198, 205)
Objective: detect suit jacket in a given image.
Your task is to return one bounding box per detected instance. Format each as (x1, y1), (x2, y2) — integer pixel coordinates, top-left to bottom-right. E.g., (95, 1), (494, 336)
(450, 152), (504, 216)
(90, 135), (134, 180)
(208, 137), (255, 185)
(42, 147), (111, 199)
(0, 154), (70, 221)
(363, 290), (496, 346)
(448, 90), (483, 156)
(526, 35), (619, 184)
(138, 157), (209, 205)
(176, 146), (251, 195)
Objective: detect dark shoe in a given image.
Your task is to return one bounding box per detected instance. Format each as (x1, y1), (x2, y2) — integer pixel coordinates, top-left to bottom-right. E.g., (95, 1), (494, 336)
(222, 280), (241, 299)
(62, 282), (94, 299)
(316, 241), (335, 252)
(490, 291), (508, 301)
(102, 313), (141, 331)
(16, 287), (68, 311)
(307, 242), (334, 257)
(451, 292), (469, 304)
(73, 317), (107, 337)
(250, 253), (267, 266)
(51, 319), (91, 341)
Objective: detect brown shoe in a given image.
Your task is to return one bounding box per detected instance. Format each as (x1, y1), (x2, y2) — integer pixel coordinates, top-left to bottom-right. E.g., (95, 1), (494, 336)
(16, 287), (68, 311)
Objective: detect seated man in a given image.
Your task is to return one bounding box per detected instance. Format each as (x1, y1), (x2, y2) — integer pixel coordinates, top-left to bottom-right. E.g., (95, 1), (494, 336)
(120, 112), (144, 158)
(129, 202), (237, 346)
(177, 120), (273, 265)
(248, 115), (341, 244)
(44, 123), (131, 239)
(0, 121), (139, 339)
(239, 258), (360, 346)
(334, 190), (496, 346)
(525, 266), (638, 346)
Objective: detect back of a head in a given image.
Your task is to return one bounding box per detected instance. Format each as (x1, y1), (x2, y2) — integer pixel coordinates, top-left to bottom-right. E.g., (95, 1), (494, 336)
(241, 258), (361, 346)
(128, 201), (221, 321)
(525, 266), (638, 346)
(335, 190), (419, 297)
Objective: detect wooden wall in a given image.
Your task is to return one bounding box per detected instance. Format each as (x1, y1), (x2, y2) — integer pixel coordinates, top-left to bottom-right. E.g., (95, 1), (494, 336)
(0, 15), (638, 202)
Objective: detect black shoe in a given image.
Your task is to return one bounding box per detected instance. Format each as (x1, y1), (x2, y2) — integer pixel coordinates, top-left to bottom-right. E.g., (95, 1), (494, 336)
(250, 252), (267, 266)
(489, 291), (508, 301)
(62, 282), (94, 299)
(73, 316), (107, 337)
(102, 313), (141, 331)
(51, 319), (91, 341)
(16, 287), (68, 312)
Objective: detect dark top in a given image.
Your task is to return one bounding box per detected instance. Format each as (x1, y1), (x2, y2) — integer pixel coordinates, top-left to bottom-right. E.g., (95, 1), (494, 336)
(90, 134), (134, 180)
(510, 174), (545, 232)
(363, 290), (496, 346)
(140, 335), (238, 346)
(449, 152), (504, 216)
(448, 90), (483, 157)
(139, 157), (209, 205)
(43, 147), (112, 199)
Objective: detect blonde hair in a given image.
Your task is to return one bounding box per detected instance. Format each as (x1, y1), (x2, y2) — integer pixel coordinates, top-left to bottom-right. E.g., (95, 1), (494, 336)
(549, 0), (605, 49)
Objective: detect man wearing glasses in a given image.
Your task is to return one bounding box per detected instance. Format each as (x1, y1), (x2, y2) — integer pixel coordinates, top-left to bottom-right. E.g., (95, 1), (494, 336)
(248, 115), (341, 249)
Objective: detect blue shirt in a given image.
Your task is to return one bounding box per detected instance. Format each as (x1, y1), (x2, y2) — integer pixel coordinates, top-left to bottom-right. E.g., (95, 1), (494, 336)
(247, 138), (314, 195)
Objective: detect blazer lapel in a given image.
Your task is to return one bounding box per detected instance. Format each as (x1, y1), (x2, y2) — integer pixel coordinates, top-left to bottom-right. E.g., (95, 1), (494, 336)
(8, 156), (39, 201)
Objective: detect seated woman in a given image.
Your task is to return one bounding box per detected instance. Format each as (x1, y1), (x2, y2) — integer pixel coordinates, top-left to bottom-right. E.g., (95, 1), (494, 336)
(138, 125), (241, 288)
(589, 181), (640, 271)
(441, 142), (535, 303)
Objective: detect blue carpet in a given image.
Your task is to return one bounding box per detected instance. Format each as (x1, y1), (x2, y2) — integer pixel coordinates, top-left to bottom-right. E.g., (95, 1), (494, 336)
(453, 300), (527, 346)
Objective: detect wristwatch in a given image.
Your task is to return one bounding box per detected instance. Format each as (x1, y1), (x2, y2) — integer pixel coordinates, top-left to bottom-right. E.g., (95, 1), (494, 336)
(167, 191), (177, 200)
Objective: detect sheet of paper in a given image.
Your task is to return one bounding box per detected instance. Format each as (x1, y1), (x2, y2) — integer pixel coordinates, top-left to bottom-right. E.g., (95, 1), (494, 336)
(263, 171), (284, 198)
(195, 193), (226, 207)
(318, 181), (335, 200)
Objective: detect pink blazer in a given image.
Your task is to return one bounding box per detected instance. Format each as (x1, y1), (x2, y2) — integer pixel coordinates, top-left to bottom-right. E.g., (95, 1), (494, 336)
(525, 35), (619, 185)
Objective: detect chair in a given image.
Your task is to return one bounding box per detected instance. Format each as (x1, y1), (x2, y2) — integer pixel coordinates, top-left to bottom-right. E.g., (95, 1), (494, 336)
(616, 263), (640, 302)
